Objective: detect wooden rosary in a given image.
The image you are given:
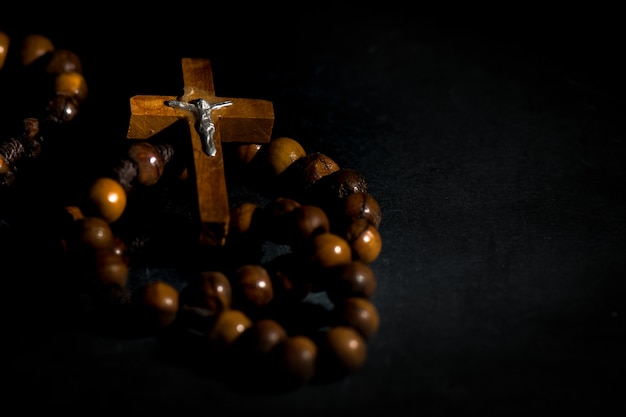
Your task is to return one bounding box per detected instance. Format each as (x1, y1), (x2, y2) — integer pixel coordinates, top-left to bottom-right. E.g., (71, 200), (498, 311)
(0, 31), (383, 391)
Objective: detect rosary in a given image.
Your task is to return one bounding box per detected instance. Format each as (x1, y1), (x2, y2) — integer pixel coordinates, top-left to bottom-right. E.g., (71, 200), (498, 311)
(0, 31), (383, 391)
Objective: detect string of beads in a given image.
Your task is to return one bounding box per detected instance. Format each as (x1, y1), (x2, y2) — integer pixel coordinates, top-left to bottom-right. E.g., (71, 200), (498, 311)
(1, 31), (383, 391)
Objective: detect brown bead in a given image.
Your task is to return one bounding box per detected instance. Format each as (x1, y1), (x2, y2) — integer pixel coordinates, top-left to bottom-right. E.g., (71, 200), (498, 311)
(111, 236), (130, 266)
(340, 192), (382, 229)
(264, 136), (306, 176)
(0, 31), (9, 70)
(135, 281), (179, 328)
(240, 319), (288, 355)
(265, 252), (313, 303)
(0, 154), (10, 175)
(44, 95), (80, 123)
(21, 33), (54, 67)
(274, 335), (318, 385)
(181, 270), (232, 315)
(94, 248), (129, 288)
(84, 177), (127, 223)
(234, 264), (274, 311)
(321, 326), (367, 373)
(126, 141), (165, 186)
(309, 232), (352, 269)
(309, 168), (368, 208)
(326, 261), (377, 301)
(235, 143), (262, 165)
(54, 71), (88, 102)
(43, 49), (82, 74)
(345, 218), (382, 264)
(209, 309), (252, 348)
(336, 297), (380, 339)
(289, 204), (330, 243)
(75, 217), (114, 251)
(281, 152), (340, 192)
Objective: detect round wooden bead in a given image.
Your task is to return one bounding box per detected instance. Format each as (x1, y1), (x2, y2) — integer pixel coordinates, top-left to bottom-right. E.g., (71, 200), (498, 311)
(264, 136), (307, 176)
(229, 202), (261, 237)
(326, 260), (377, 301)
(44, 95), (80, 123)
(0, 154), (9, 175)
(54, 71), (88, 102)
(321, 326), (367, 373)
(235, 143), (262, 166)
(181, 270), (232, 315)
(75, 217), (114, 251)
(309, 232), (352, 268)
(265, 252), (313, 303)
(345, 218), (382, 264)
(0, 31), (9, 70)
(336, 297), (380, 339)
(339, 192), (382, 229)
(309, 168), (368, 207)
(240, 318), (288, 355)
(289, 204), (330, 243)
(274, 335), (318, 385)
(127, 141), (165, 186)
(21, 33), (54, 67)
(280, 152), (340, 197)
(209, 309), (253, 348)
(234, 264), (274, 310)
(137, 280), (179, 327)
(85, 177), (127, 223)
(94, 248), (129, 288)
(43, 49), (82, 74)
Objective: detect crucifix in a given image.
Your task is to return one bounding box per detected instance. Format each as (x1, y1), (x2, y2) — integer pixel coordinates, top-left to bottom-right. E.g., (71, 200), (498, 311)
(127, 58), (274, 246)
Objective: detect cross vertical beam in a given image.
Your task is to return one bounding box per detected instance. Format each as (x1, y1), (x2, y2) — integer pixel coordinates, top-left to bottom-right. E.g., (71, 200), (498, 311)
(127, 58), (274, 246)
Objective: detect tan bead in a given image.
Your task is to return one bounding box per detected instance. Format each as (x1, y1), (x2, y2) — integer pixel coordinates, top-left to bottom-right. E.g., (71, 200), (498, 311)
(264, 136), (306, 176)
(84, 177), (127, 223)
(235, 264), (274, 310)
(138, 280), (179, 327)
(240, 318), (288, 355)
(127, 141), (164, 186)
(181, 270), (232, 314)
(336, 297), (380, 339)
(229, 202), (260, 236)
(21, 33), (54, 66)
(345, 218), (382, 264)
(94, 248), (129, 288)
(54, 71), (88, 102)
(289, 204), (330, 243)
(0, 154), (10, 175)
(43, 49), (82, 74)
(275, 335), (318, 385)
(309, 232), (352, 269)
(326, 261), (377, 301)
(321, 326), (367, 373)
(0, 31), (9, 70)
(209, 309), (252, 348)
(235, 143), (262, 166)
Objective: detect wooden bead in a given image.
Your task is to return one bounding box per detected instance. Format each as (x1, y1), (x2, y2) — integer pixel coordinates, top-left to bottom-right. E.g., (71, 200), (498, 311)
(336, 297), (380, 339)
(289, 204), (330, 243)
(0, 31), (9, 70)
(321, 326), (367, 373)
(234, 264), (274, 311)
(0, 154), (10, 175)
(21, 33), (54, 67)
(137, 280), (179, 327)
(240, 318), (288, 355)
(181, 270), (232, 315)
(209, 309), (252, 348)
(84, 177), (127, 223)
(127, 141), (165, 186)
(326, 261), (377, 301)
(94, 248), (129, 288)
(54, 71), (88, 102)
(280, 152), (340, 195)
(235, 143), (262, 166)
(75, 217), (114, 251)
(264, 136), (306, 176)
(345, 218), (382, 264)
(309, 232), (352, 268)
(265, 252), (312, 303)
(44, 95), (80, 123)
(339, 192), (382, 229)
(309, 168), (368, 207)
(274, 335), (318, 385)
(43, 49), (82, 74)
(229, 202), (260, 237)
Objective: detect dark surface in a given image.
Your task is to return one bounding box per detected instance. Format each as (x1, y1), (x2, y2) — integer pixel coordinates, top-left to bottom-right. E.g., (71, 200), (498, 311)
(2, 7), (624, 416)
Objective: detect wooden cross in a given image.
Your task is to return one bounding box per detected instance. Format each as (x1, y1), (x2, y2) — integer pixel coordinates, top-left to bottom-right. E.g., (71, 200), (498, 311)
(127, 58), (274, 246)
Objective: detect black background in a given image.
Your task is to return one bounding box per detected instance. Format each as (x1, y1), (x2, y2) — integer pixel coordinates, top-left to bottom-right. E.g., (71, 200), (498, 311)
(2, 4), (624, 415)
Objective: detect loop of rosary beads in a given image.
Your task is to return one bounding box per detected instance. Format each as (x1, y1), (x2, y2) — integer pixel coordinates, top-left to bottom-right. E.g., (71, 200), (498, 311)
(2, 31), (384, 390)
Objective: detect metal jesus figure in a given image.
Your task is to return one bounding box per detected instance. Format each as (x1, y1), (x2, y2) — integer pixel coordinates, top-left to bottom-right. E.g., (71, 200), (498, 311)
(165, 98), (233, 157)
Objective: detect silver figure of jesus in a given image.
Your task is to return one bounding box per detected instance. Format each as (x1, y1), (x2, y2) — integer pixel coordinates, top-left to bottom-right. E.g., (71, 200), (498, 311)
(165, 98), (233, 157)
